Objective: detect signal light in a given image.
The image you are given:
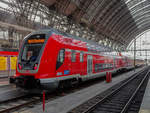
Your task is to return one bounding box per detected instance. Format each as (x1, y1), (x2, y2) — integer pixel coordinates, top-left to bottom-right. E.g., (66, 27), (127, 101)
(34, 64), (38, 70)
(18, 63), (22, 70)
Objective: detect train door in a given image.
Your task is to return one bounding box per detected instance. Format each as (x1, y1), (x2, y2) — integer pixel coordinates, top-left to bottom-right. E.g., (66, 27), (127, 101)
(80, 52), (84, 75)
(71, 50), (76, 74)
(87, 55), (93, 75)
(113, 57), (116, 69)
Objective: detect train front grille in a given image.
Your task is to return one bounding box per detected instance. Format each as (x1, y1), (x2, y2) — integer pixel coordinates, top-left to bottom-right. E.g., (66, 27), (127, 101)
(16, 76), (40, 89)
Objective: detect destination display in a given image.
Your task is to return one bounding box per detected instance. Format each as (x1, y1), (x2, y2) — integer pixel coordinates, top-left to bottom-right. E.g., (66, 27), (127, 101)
(28, 39), (45, 44)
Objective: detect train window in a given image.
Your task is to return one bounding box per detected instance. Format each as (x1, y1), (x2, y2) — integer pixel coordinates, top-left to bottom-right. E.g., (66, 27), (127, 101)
(95, 64), (98, 72)
(97, 64), (99, 71)
(80, 52), (84, 62)
(103, 64), (106, 69)
(110, 64), (112, 69)
(71, 50), (76, 62)
(56, 49), (65, 70)
(106, 64), (108, 69)
(98, 64), (100, 71)
(95, 64), (103, 72)
(98, 64), (101, 71)
(102, 64), (105, 69)
(21, 44), (43, 62)
(108, 64), (111, 69)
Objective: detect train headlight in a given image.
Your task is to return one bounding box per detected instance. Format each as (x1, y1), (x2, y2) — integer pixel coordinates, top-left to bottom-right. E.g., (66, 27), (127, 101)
(34, 63), (38, 70)
(18, 63), (22, 70)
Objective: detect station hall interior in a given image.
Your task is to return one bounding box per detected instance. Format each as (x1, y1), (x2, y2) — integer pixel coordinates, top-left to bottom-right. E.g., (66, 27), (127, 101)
(0, 0), (150, 113)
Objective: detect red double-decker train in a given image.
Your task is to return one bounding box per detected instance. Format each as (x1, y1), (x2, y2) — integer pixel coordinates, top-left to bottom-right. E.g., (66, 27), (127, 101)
(11, 29), (143, 91)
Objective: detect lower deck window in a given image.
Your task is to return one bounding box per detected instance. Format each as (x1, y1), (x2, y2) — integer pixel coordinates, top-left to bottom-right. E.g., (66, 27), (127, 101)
(95, 63), (113, 72)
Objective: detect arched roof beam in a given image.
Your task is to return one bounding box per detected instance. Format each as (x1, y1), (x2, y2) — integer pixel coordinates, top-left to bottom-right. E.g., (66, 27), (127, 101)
(90, 0), (117, 25)
(127, 0), (147, 10)
(115, 17), (136, 39)
(122, 24), (138, 41)
(126, 20), (150, 42)
(108, 10), (136, 39)
(127, 23), (150, 43)
(136, 20), (150, 30)
(127, 25), (150, 45)
(127, 27), (150, 49)
(95, 27), (126, 46)
(107, 5), (129, 32)
(130, 3), (150, 17)
(136, 17), (150, 27)
(119, 22), (137, 41)
(135, 14), (150, 23)
(101, 0), (124, 27)
(114, 16), (134, 37)
(108, 13), (133, 39)
(128, 0), (149, 13)
(133, 10), (150, 21)
(102, 1), (131, 38)
(123, 16), (150, 38)
(112, 1), (150, 41)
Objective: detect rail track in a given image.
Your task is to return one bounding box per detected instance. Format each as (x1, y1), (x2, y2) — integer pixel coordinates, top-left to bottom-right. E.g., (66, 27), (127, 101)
(0, 96), (40, 113)
(0, 76), (106, 112)
(0, 67), (145, 113)
(68, 67), (150, 113)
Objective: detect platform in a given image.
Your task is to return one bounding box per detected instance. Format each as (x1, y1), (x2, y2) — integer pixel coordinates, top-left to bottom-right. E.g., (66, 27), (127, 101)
(0, 70), (15, 78)
(0, 86), (27, 104)
(0, 78), (9, 87)
(139, 75), (150, 113)
(18, 67), (146, 113)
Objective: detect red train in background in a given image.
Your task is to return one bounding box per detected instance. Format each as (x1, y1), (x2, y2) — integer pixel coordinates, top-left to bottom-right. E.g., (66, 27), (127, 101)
(11, 29), (145, 91)
(0, 48), (18, 56)
(0, 48), (18, 72)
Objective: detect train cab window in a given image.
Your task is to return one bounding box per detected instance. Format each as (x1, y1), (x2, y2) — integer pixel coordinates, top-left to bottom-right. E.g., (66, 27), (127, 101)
(21, 34), (45, 62)
(71, 50), (76, 62)
(56, 49), (65, 70)
(80, 52), (84, 62)
(22, 44), (43, 62)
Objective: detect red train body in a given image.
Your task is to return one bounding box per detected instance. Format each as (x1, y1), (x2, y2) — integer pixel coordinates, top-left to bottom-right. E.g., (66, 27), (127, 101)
(0, 48), (18, 56)
(12, 29), (136, 90)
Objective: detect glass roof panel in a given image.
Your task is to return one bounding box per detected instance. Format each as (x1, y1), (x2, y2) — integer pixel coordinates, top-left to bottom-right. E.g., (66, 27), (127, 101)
(128, 31), (150, 60)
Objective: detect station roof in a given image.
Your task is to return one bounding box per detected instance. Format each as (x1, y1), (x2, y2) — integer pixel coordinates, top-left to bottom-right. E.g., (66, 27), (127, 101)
(40, 0), (150, 48)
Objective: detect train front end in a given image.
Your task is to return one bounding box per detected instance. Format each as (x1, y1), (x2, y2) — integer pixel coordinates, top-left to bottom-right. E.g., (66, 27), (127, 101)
(12, 31), (57, 91)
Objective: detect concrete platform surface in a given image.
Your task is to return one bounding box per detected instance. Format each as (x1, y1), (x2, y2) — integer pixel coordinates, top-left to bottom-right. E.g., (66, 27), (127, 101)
(0, 70), (15, 78)
(0, 84), (17, 94)
(19, 67), (145, 113)
(139, 76), (150, 113)
(0, 89), (26, 103)
(0, 79), (9, 87)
